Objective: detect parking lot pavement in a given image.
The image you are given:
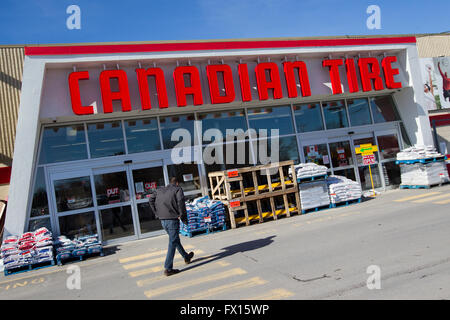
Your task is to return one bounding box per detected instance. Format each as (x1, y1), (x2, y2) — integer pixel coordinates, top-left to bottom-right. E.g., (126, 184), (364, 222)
(1, 184), (449, 300)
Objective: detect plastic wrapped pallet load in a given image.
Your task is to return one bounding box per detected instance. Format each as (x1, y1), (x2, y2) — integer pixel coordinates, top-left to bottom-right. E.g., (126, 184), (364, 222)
(327, 175), (362, 204)
(396, 145), (449, 187)
(298, 180), (330, 210)
(400, 162), (449, 186)
(1, 227), (54, 270)
(396, 145), (444, 160)
(289, 163), (328, 179)
(181, 196), (226, 234)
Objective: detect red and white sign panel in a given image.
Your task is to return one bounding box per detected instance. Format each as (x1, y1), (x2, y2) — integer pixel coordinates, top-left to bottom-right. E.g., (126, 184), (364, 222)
(362, 154), (376, 165)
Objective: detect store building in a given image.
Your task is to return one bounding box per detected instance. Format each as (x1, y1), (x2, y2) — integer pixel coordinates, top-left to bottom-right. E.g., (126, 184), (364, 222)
(4, 36), (434, 243)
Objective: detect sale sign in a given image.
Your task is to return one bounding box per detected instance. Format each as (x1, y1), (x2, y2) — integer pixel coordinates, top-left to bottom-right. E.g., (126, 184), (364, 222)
(362, 154), (376, 165)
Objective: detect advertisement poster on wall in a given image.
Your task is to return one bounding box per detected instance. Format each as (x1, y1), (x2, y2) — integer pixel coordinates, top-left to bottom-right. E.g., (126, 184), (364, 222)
(420, 56), (450, 111)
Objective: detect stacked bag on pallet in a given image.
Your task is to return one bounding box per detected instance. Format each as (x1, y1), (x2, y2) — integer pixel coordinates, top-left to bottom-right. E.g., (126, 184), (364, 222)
(396, 145), (449, 186)
(55, 234), (101, 259)
(298, 181), (330, 210)
(180, 196), (226, 234)
(289, 163), (328, 179)
(326, 175), (362, 204)
(396, 145), (444, 160)
(1, 227), (54, 270)
(399, 162), (449, 186)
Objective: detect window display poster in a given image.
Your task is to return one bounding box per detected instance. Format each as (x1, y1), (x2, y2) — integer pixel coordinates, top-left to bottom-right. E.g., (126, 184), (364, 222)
(135, 182), (144, 194)
(145, 182), (157, 190)
(419, 56), (450, 110)
(323, 155), (330, 164)
(183, 174), (194, 182)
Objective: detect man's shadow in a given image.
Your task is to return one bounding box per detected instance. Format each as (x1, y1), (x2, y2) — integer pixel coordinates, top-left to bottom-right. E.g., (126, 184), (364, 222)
(181, 235), (276, 272)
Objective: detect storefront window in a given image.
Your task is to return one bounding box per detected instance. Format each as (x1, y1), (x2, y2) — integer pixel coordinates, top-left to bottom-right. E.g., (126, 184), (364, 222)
(30, 167), (49, 217)
(258, 136), (299, 164)
(322, 100), (349, 130)
(204, 141), (252, 175)
(329, 141), (353, 168)
(136, 203), (162, 234)
(94, 171), (130, 206)
(293, 103), (324, 133)
(353, 137), (379, 165)
(167, 163), (201, 193)
(303, 143), (331, 168)
(160, 114), (196, 149)
(87, 121), (125, 158)
(100, 205), (135, 241)
(347, 99), (372, 127)
(39, 125), (87, 164)
(358, 165), (382, 190)
(28, 218), (52, 233)
(125, 118), (161, 154)
(333, 168), (356, 181)
(197, 110), (247, 142)
(54, 176), (93, 213)
(132, 167), (165, 200)
(59, 212), (96, 238)
(370, 96), (401, 123)
(247, 106), (294, 137)
(377, 134), (400, 160)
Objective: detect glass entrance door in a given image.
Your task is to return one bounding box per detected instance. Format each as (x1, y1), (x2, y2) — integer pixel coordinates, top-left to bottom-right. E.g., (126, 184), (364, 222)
(50, 170), (100, 241)
(92, 166), (137, 242)
(129, 161), (167, 237)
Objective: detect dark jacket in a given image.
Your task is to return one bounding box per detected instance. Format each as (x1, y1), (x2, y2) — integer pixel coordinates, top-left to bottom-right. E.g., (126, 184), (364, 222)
(149, 183), (187, 222)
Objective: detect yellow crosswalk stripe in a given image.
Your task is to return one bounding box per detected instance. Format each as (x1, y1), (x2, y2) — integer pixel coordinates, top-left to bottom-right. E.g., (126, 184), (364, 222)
(412, 193), (450, 203)
(182, 277), (267, 300)
(136, 260), (231, 287)
(143, 268), (247, 298)
(247, 288), (294, 300)
(123, 249), (204, 270)
(129, 258), (228, 278)
(119, 245), (195, 264)
(393, 192), (441, 202)
(435, 198), (450, 205)
(119, 250), (166, 264)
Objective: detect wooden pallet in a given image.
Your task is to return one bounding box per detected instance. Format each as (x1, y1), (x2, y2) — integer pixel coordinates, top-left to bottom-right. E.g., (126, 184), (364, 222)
(4, 259), (55, 276)
(208, 161), (301, 229)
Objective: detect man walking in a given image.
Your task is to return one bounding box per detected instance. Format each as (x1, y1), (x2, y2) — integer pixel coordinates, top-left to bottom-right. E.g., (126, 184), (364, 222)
(149, 177), (194, 276)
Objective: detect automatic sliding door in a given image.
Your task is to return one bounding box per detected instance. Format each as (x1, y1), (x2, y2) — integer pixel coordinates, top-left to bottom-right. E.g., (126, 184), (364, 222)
(51, 172), (100, 240)
(93, 168), (136, 241)
(130, 162), (166, 236)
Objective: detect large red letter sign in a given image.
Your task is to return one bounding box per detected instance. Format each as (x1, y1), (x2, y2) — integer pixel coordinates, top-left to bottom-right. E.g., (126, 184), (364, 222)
(206, 64), (236, 104)
(69, 71), (94, 115)
(322, 59), (344, 94)
(345, 59), (360, 93)
(238, 64), (252, 102)
(283, 61), (311, 98)
(255, 62), (283, 100)
(136, 68), (169, 109)
(358, 57), (384, 92)
(99, 70), (132, 113)
(173, 66), (203, 107)
(381, 56), (402, 89)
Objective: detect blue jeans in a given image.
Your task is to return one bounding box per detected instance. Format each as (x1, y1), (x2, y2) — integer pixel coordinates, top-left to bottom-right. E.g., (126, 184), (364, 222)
(160, 219), (188, 270)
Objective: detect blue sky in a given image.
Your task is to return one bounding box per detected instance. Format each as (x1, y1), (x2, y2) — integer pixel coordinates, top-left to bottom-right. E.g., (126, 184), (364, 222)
(0, 0), (449, 45)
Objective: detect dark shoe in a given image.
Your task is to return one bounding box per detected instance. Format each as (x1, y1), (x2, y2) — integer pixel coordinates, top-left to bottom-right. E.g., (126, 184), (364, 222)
(164, 269), (180, 276)
(184, 251), (194, 264)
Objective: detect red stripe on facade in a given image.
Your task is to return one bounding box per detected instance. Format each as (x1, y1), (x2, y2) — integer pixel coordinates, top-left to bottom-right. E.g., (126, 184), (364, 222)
(429, 113), (450, 127)
(0, 167), (12, 185)
(24, 37), (417, 56)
